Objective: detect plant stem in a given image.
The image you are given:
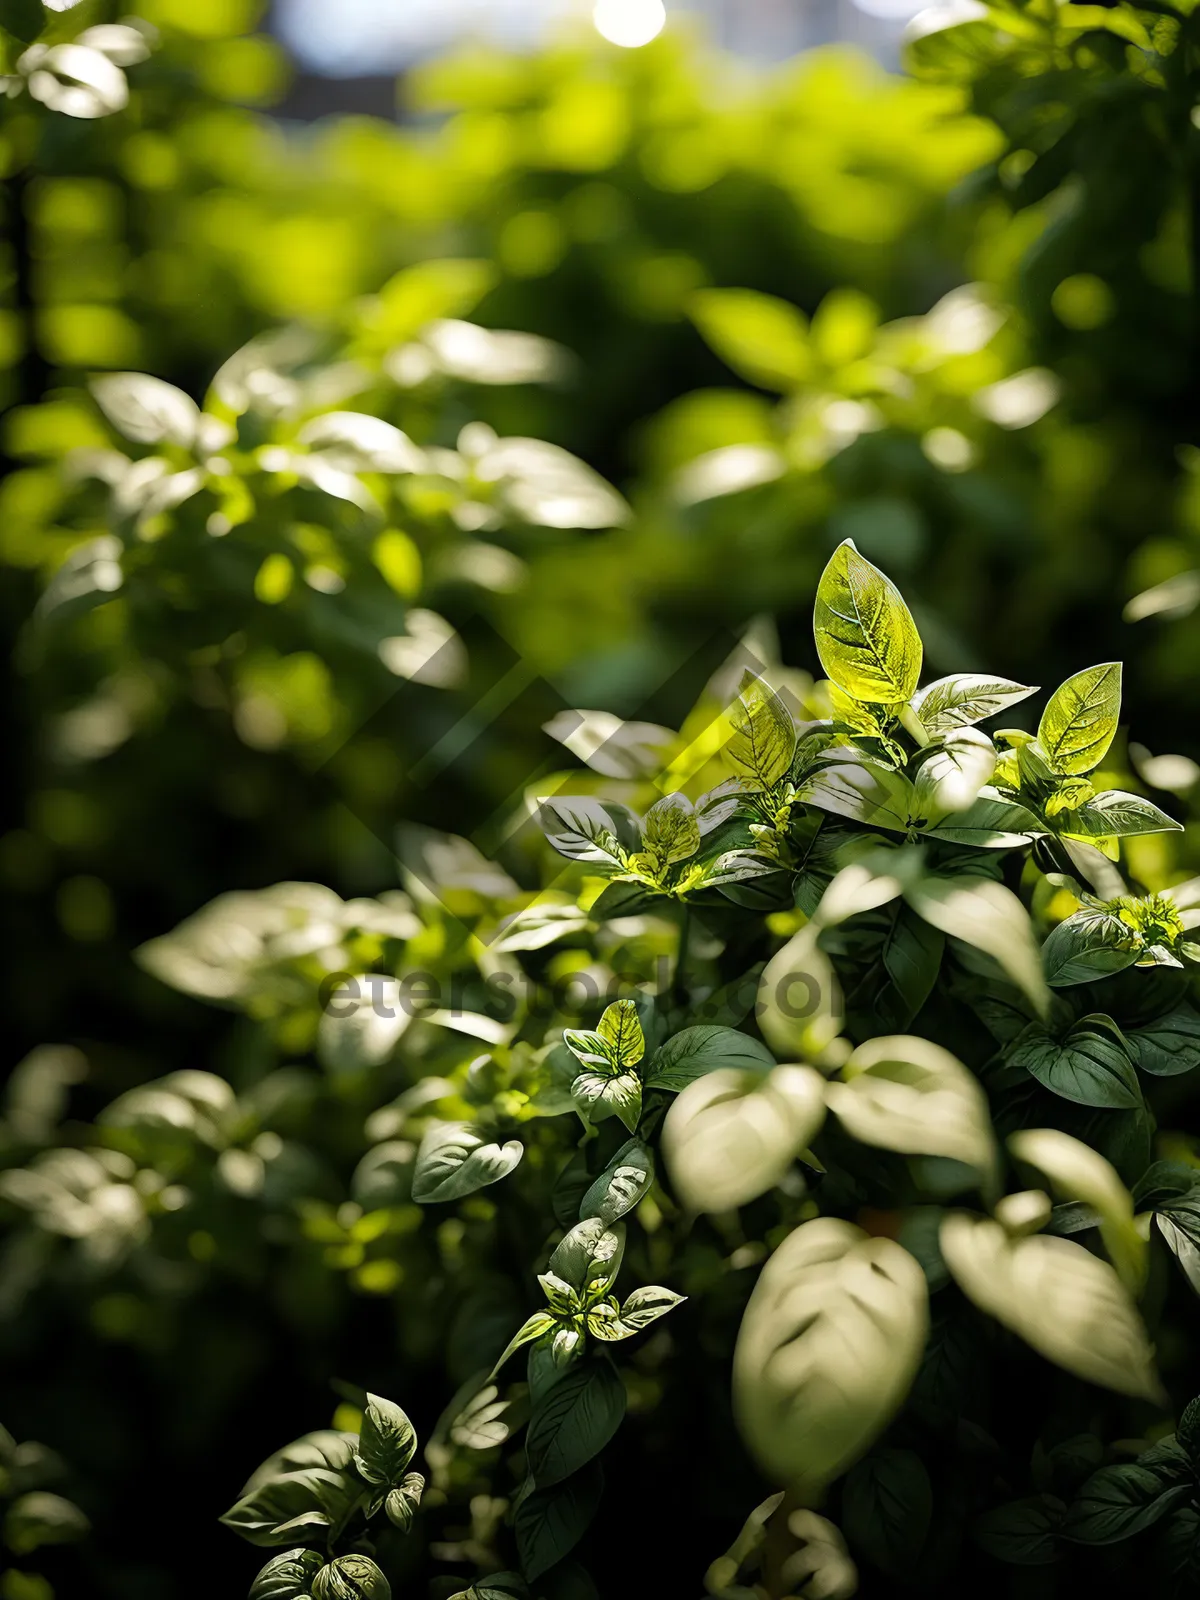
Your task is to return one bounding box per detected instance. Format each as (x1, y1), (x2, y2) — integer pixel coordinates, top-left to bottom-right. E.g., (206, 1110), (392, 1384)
(673, 901), (691, 1009)
(896, 703), (930, 747)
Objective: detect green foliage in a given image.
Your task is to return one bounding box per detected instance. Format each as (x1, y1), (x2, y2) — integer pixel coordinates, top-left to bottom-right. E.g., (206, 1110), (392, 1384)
(6, 5), (1200, 1598)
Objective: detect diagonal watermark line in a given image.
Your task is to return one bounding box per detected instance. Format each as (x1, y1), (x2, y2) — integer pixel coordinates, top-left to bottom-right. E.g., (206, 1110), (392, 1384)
(406, 655), (543, 790)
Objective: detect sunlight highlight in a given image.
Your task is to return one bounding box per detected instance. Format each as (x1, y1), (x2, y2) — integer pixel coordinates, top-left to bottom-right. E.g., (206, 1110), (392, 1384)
(592, 0), (667, 48)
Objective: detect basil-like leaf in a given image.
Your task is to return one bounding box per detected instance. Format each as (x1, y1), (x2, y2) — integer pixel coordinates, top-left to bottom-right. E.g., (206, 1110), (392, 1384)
(910, 674), (1037, 735)
(1008, 1018), (1141, 1109)
(250, 1549), (326, 1600)
(1042, 910), (1140, 987)
(1038, 663), (1122, 775)
(412, 1123), (523, 1204)
(355, 1393), (417, 1488)
(814, 540), (922, 704)
(644, 1025), (774, 1091)
(1127, 1008), (1200, 1076)
(514, 1459), (605, 1583)
(525, 1358), (626, 1488)
(577, 1138), (653, 1224)
(843, 1448), (933, 1575)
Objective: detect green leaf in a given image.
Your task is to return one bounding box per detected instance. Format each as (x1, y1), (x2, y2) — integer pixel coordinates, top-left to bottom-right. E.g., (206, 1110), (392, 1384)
(250, 1549), (327, 1600)
(490, 1312), (558, 1379)
(1008, 1019), (1141, 1109)
(587, 1284), (686, 1341)
(514, 1459), (605, 1583)
(826, 1035), (998, 1189)
(220, 1468), (360, 1548)
(813, 541), (922, 704)
(725, 675), (797, 789)
(0, 0), (47, 43)
(843, 1448), (933, 1575)
(577, 1139), (653, 1224)
(2, 1493), (89, 1556)
(412, 1123), (523, 1204)
(1008, 1128), (1144, 1290)
(1057, 790), (1181, 841)
(1129, 1008), (1200, 1076)
(939, 1213), (1162, 1401)
(1064, 1464), (1192, 1544)
(537, 797), (638, 868)
(354, 1393), (417, 1488)
(800, 758), (914, 832)
(548, 1218), (625, 1300)
(733, 1218), (929, 1495)
(910, 675), (1037, 735)
(906, 874), (1049, 1016)
(974, 1497), (1064, 1566)
(688, 288), (812, 391)
(920, 790), (1042, 849)
(757, 924), (844, 1062)
(525, 1358), (626, 1488)
(662, 1065), (826, 1213)
(1038, 664), (1122, 776)
(570, 1069), (642, 1132)
(596, 1000), (644, 1069)
(311, 1554), (391, 1600)
(1042, 910), (1140, 987)
(644, 1025), (774, 1091)
(383, 1471), (425, 1532)
(642, 793), (700, 865)
(912, 728), (995, 815)
(451, 1575), (529, 1600)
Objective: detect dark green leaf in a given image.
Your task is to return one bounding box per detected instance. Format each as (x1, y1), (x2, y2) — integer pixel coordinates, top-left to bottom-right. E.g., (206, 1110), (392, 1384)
(1008, 1019), (1141, 1108)
(1064, 1464), (1191, 1544)
(513, 1459), (604, 1582)
(1042, 911), (1140, 987)
(1128, 1009), (1200, 1077)
(220, 1468), (360, 1548)
(525, 1359), (626, 1488)
(974, 1496), (1064, 1565)
(842, 1448), (932, 1574)
(250, 1549), (326, 1600)
(644, 1025), (774, 1090)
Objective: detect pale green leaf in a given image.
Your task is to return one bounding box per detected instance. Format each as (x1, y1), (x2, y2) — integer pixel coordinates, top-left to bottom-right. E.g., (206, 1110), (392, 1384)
(910, 674), (1037, 735)
(733, 1218), (929, 1493)
(906, 874), (1049, 1016)
(939, 1212), (1162, 1400)
(412, 1123), (523, 1204)
(725, 675), (798, 789)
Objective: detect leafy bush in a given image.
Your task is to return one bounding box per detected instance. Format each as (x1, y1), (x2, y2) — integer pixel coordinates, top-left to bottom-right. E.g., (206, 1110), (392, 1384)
(5, 0), (1200, 1597)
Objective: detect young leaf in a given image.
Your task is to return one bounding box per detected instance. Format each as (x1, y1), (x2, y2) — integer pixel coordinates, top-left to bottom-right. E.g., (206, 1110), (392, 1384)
(548, 1218), (626, 1300)
(587, 1284), (685, 1341)
(939, 1213), (1162, 1400)
(826, 1035), (998, 1190)
(311, 1554), (391, 1600)
(412, 1123), (524, 1204)
(490, 1312), (558, 1380)
(910, 675), (1037, 735)
(662, 1065), (826, 1213)
(513, 1459), (604, 1583)
(732, 1218), (929, 1494)
(644, 1025), (774, 1091)
(524, 1358), (626, 1488)
(1008, 1019), (1141, 1110)
(642, 792), (700, 865)
(799, 758), (914, 833)
(249, 1549), (326, 1600)
(596, 1000), (644, 1069)
(1042, 910), (1140, 987)
(577, 1139), (653, 1225)
(570, 1069), (642, 1133)
(906, 874), (1049, 1016)
(384, 1471), (425, 1532)
(725, 676), (797, 789)
(813, 541), (923, 705)
(1038, 664), (1122, 775)
(355, 1394), (418, 1488)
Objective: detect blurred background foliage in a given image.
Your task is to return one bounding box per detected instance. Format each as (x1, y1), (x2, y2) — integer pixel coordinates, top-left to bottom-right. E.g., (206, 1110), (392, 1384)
(3, 0), (1200, 1595)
